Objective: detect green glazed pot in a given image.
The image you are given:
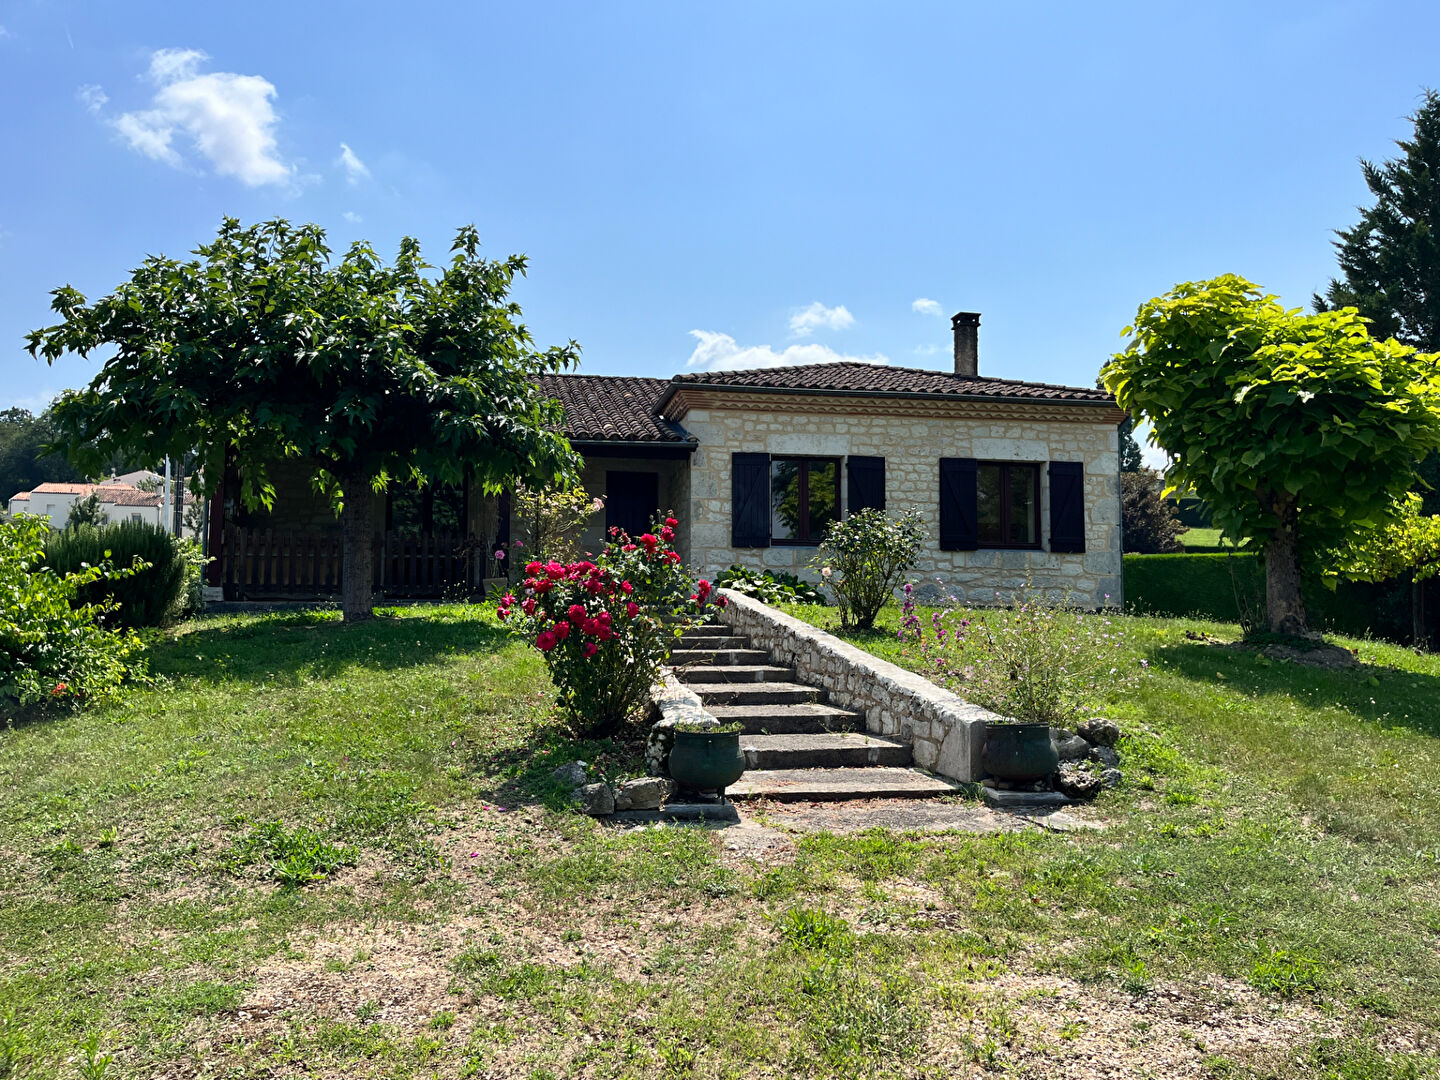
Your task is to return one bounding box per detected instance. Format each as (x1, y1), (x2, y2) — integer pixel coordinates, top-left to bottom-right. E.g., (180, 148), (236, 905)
(981, 722), (1059, 782)
(669, 729), (746, 792)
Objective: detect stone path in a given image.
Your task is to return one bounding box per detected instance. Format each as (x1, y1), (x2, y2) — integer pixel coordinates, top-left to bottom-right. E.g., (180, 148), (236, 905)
(671, 624), (957, 802)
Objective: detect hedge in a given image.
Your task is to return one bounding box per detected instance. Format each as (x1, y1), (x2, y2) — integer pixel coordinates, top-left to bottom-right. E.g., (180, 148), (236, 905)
(45, 521), (188, 629)
(1123, 552), (1427, 644)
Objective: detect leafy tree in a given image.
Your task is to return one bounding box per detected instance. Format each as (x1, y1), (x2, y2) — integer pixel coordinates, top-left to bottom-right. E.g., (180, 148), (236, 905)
(1103, 274), (1440, 636)
(1118, 416), (1144, 473)
(1318, 89), (1440, 514)
(1121, 469), (1183, 554)
(27, 218), (580, 621)
(1334, 492), (1440, 644)
(65, 492), (106, 530)
(0, 407), (85, 503)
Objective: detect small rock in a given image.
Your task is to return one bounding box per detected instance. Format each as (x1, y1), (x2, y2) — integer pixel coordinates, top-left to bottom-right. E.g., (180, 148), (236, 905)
(572, 783), (614, 816)
(550, 760), (588, 787)
(1100, 768), (1123, 789)
(1053, 733), (1091, 762)
(613, 777), (674, 811)
(1089, 745), (1120, 769)
(1077, 718), (1120, 747)
(1055, 762), (1103, 800)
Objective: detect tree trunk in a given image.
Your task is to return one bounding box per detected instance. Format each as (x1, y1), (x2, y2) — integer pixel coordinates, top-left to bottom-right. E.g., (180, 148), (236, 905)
(341, 473), (376, 623)
(1264, 496), (1307, 636)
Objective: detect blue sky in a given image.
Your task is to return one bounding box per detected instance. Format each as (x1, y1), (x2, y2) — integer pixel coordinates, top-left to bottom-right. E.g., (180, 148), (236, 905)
(3, 1), (1438, 448)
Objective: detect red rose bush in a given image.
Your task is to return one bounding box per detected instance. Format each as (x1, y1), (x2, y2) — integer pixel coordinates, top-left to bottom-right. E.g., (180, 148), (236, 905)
(497, 515), (724, 734)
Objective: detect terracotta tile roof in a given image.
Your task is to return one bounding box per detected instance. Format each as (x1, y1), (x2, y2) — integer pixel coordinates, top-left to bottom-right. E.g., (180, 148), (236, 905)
(9, 492), (29, 501)
(31, 482), (97, 495)
(671, 361), (1114, 403)
(536, 374), (691, 443)
(22, 482), (162, 507)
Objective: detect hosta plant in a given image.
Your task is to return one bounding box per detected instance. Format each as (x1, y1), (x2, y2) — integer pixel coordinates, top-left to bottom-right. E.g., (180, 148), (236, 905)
(498, 515), (723, 735)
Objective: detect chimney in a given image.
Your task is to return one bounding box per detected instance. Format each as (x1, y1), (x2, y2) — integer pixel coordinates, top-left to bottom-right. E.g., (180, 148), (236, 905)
(951, 311), (980, 377)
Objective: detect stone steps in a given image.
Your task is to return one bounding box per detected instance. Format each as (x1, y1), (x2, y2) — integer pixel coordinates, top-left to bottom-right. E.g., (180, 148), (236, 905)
(705, 702), (866, 735)
(668, 623), (953, 804)
(689, 681), (827, 706)
(677, 664), (795, 684)
(727, 766), (957, 802)
(740, 733), (912, 770)
(669, 648), (772, 666)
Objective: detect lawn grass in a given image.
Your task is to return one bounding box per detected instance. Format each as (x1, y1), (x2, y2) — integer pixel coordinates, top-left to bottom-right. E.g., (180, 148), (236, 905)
(1, 602), (1438, 1078)
(1180, 526), (1242, 551)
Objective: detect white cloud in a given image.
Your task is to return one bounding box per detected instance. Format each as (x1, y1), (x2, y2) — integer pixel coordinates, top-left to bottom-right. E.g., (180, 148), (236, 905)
(342, 210), (362, 224)
(912, 297), (944, 317)
(0, 24), (11, 38)
(788, 302), (854, 338)
(337, 142), (369, 184)
(76, 84), (108, 113)
(685, 330), (888, 372)
(111, 48), (292, 186)
(913, 343), (944, 357)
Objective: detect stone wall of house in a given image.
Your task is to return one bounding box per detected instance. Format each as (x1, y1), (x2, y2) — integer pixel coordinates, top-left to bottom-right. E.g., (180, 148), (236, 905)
(679, 403), (1123, 608)
(719, 589), (992, 782)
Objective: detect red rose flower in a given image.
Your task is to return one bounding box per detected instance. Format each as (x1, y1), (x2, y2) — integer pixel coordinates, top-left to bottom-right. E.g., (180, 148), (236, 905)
(596, 625), (613, 641)
(639, 533), (658, 551)
(626, 601), (639, 618)
(581, 618), (601, 636)
(521, 597), (537, 615)
(583, 642), (599, 658)
(717, 595), (730, 608)
(568, 603), (587, 623)
(659, 526), (674, 541)
(533, 579), (553, 594)
(501, 593), (516, 606)
(52, 682), (68, 696)
(621, 580), (633, 594)
(525, 561), (542, 576)
(665, 516), (678, 527)
(536, 630), (558, 652)
(497, 607), (510, 621)
(697, 579), (711, 595)
(622, 543), (637, 552)
(597, 610), (612, 625)
(666, 551), (681, 563)
(546, 561), (565, 579)
(553, 621), (570, 641)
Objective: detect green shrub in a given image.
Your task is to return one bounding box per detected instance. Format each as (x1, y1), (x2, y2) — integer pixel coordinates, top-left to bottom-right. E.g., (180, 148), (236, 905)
(0, 516), (148, 706)
(715, 564), (827, 606)
(813, 507), (925, 630)
(45, 520), (186, 628)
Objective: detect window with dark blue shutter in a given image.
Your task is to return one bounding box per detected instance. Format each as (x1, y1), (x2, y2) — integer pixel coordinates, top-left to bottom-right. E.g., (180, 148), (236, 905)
(939, 458), (978, 550)
(846, 456), (885, 515)
(731, 453), (771, 547)
(1048, 461), (1086, 553)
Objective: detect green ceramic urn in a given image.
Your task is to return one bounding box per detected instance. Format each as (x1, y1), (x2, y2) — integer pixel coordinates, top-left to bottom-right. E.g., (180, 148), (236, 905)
(668, 728), (745, 793)
(980, 722), (1060, 782)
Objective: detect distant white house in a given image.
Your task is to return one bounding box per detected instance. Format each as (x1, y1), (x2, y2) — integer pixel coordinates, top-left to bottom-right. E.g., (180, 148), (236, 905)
(6, 482), (166, 530)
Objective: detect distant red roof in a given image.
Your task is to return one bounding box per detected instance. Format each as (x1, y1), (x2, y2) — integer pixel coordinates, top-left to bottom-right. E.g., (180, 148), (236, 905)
(17, 482), (161, 508)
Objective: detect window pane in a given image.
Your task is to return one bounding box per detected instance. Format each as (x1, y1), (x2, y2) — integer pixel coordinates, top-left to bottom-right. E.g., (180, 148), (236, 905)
(807, 461), (839, 540)
(1008, 466), (1037, 544)
(977, 464), (1002, 543)
(771, 459), (802, 541)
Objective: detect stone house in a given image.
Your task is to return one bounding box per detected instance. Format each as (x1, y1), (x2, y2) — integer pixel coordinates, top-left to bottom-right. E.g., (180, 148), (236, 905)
(211, 312), (1126, 605)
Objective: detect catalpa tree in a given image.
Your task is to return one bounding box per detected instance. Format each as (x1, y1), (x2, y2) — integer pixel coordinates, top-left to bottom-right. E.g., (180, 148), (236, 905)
(1102, 274), (1440, 636)
(28, 218), (580, 621)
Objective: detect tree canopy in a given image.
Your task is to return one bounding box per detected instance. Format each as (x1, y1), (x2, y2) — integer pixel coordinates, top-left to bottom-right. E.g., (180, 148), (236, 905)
(1103, 274), (1440, 635)
(0, 407), (84, 504)
(27, 218), (581, 620)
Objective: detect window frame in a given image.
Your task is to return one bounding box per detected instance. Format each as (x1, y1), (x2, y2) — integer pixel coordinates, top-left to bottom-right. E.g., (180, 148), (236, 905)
(769, 455), (842, 546)
(976, 461), (1042, 550)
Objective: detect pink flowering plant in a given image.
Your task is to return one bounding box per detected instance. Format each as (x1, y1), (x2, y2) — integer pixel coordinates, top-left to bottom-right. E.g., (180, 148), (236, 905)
(497, 514), (725, 734)
(898, 581), (1137, 727)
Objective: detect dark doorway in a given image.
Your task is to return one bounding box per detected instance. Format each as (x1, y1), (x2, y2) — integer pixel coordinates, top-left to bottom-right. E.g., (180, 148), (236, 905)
(605, 470), (660, 538)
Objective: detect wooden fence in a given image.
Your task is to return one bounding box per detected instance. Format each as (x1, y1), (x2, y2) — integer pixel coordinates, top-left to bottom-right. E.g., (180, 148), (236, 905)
(218, 526), (483, 599)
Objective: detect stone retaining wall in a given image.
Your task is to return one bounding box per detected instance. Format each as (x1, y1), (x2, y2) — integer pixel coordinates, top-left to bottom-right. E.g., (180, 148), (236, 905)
(719, 590), (996, 782)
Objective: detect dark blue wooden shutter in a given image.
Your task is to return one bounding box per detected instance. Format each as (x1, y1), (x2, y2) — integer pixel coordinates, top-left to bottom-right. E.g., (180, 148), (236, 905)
(846, 456), (885, 514)
(1048, 461), (1086, 553)
(731, 453), (771, 547)
(938, 458), (978, 550)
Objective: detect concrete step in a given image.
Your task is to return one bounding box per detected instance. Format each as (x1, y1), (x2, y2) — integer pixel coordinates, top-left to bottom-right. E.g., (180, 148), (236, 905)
(676, 634), (750, 650)
(678, 664), (794, 684)
(689, 682), (827, 706)
(727, 766), (958, 802)
(679, 624), (736, 638)
(706, 702), (866, 735)
(741, 733), (912, 770)
(669, 648), (771, 666)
